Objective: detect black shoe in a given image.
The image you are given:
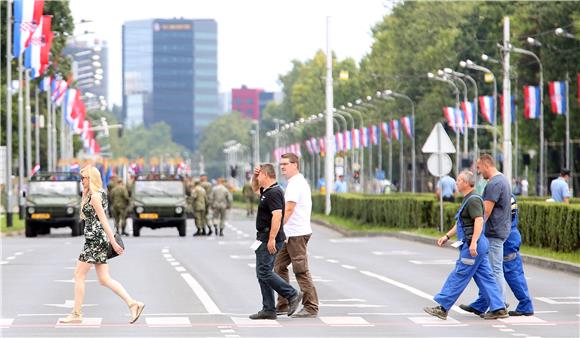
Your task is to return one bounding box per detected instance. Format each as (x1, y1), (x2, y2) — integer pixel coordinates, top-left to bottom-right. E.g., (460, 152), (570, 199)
(276, 308), (288, 316)
(207, 227), (212, 236)
(459, 304), (483, 316)
(214, 226), (218, 235)
(201, 229), (206, 236)
(122, 231), (130, 236)
(508, 310), (534, 317)
(219, 229), (223, 236)
(249, 310), (277, 320)
(483, 308), (509, 320)
(291, 308), (317, 318)
(193, 229), (202, 237)
(424, 306), (448, 320)
(287, 291), (303, 316)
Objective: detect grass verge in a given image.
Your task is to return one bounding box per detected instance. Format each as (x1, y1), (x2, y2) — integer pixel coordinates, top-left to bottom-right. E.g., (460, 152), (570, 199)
(0, 214), (25, 233)
(312, 213), (580, 265)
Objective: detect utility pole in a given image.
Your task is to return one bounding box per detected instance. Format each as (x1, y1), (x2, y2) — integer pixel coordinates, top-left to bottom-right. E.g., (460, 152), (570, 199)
(6, 0), (13, 227)
(503, 17), (512, 187)
(324, 16), (334, 215)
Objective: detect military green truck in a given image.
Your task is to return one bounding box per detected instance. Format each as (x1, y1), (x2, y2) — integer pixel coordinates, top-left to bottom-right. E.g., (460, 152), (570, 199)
(131, 176), (187, 237)
(25, 172), (83, 237)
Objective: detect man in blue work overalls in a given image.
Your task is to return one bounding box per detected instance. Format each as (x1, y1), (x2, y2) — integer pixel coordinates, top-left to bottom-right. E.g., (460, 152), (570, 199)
(461, 195), (535, 316)
(424, 170), (508, 320)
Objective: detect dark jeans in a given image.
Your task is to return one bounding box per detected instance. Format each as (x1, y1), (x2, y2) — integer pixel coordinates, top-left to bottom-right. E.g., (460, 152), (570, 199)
(256, 241), (297, 313)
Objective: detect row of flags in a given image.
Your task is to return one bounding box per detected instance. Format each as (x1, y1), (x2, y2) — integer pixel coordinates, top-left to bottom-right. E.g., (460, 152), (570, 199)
(444, 81), (571, 132)
(13, 0), (101, 157)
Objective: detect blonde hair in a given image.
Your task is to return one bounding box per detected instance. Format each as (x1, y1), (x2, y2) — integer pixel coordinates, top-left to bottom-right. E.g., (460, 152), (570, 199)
(80, 165), (103, 194)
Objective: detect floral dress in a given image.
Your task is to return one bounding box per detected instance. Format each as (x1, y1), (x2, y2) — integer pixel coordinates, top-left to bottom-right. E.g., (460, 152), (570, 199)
(78, 189), (109, 264)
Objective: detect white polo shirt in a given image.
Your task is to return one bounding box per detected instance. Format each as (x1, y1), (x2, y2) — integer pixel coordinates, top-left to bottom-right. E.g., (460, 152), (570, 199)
(284, 173), (312, 237)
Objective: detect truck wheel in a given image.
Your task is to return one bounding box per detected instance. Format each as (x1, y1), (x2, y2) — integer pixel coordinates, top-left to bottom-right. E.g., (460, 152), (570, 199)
(132, 219), (141, 237)
(37, 225), (50, 235)
(71, 221), (82, 237)
(25, 220), (37, 237)
(177, 220), (186, 237)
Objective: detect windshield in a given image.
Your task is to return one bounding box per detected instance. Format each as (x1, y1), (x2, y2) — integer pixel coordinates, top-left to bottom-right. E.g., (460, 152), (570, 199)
(135, 181), (184, 196)
(29, 181), (79, 196)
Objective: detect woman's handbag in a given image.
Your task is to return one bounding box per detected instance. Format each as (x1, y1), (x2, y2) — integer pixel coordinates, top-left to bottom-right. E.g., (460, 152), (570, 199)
(107, 233), (125, 259)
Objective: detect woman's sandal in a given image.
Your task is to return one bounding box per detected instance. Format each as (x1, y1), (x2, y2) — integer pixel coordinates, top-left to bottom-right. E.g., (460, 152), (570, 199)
(128, 301), (145, 324)
(59, 311), (83, 324)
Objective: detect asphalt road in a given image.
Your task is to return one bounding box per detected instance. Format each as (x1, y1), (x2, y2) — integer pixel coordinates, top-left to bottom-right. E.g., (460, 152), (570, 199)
(1, 209), (579, 337)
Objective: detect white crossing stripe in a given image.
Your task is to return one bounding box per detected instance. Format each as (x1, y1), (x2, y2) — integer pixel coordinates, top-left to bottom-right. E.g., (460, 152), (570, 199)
(326, 259), (340, 263)
(408, 259), (455, 265)
(231, 317), (281, 327)
(319, 316), (373, 326)
(500, 328), (515, 332)
(372, 250), (416, 256)
(0, 318), (14, 328)
(535, 296), (580, 305)
(146, 316), (191, 326)
(499, 316), (546, 324)
(170, 262), (180, 266)
(229, 255), (254, 260)
(181, 273), (221, 314)
(55, 317), (102, 328)
(341, 264), (357, 270)
(175, 267), (186, 272)
(409, 316), (461, 325)
(54, 279), (97, 283)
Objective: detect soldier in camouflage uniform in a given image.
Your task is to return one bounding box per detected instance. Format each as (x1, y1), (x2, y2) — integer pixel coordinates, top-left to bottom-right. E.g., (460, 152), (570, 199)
(242, 178), (255, 216)
(199, 174), (213, 235)
(110, 178), (130, 236)
(209, 178), (232, 236)
(191, 181), (209, 236)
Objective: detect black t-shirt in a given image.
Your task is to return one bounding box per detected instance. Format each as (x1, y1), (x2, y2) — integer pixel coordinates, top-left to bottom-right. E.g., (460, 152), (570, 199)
(460, 192), (484, 245)
(256, 183), (286, 242)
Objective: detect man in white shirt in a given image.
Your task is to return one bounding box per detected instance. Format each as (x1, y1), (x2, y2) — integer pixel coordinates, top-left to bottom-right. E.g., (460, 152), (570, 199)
(274, 153), (319, 318)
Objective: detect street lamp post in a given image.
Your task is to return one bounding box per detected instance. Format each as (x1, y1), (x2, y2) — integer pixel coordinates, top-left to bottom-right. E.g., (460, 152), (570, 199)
(442, 69), (469, 158)
(345, 102), (365, 190)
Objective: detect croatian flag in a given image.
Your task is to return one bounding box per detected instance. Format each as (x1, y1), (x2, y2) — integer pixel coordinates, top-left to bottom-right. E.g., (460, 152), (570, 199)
(455, 109), (465, 134)
(295, 143), (302, 157)
(24, 15), (43, 78)
(335, 133), (344, 152)
(479, 96), (495, 124)
(461, 101), (476, 128)
(70, 162), (80, 172)
(305, 139), (313, 155)
(523, 85), (541, 119)
(443, 107), (456, 132)
(391, 120), (401, 141)
(401, 116), (413, 138)
(380, 122), (391, 143)
(12, 0), (41, 58)
(30, 163), (40, 176)
(352, 128), (360, 149)
(549, 81), (567, 115)
(64, 88), (77, 127)
(343, 131), (352, 150)
(361, 127), (369, 148)
(39, 75), (51, 92)
(500, 95), (516, 123)
(39, 15), (52, 74)
(310, 137), (318, 154)
(370, 124), (379, 145)
(318, 137), (326, 154)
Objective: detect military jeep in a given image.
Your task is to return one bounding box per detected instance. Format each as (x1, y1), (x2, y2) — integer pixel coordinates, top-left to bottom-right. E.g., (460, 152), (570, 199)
(131, 176), (187, 237)
(25, 172), (83, 237)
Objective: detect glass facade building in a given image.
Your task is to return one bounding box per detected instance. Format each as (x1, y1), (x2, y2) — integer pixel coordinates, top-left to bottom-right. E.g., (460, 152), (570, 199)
(122, 18), (218, 150)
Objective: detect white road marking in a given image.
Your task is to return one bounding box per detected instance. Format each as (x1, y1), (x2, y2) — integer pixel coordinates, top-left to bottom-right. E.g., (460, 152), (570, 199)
(248, 263), (256, 268)
(320, 304), (383, 308)
(423, 324), (468, 327)
(14, 252), (23, 256)
(0, 261), (8, 265)
(181, 273), (221, 314)
(218, 325), (232, 328)
(0, 318), (14, 328)
(360, 270), (462, 314)
(170, 262), (180, 266)
(408, 259), (455, 265)
(326, 259), (340, 263)
(146, 316), (191, 326)
(231, 317), (280, 327)
(55, 317), (102, 327)
(313, 255), (325, 259)
(349, 312), (424, 316)
(224, 335), (240, 338)
(44, 300), (97, 308)
(230, 255), (254, 260)
(6, 256), (15, 260)
(163, 254), (173, 258)
(341, 264), (357, 270)
(329, 238), (367, 243)
(499, 316), (546, 324)
(321, 299), (365, 302)
(511, 334), (529, 337)
(493, 324), (507, 327)
(18, 314), (70, 316)
(54, 279), (97, 283)
(409, 316), (461, 325)
(500, 328), (515, 332)
(175, 267), (186, 272)
(319, 316), (373, 326)
(220, 329), (236, 333)
(166, 258), (176, 262)
(161, 249), (169, 253)
(535, 296), (579, 305)
(372, 250), (416, 256)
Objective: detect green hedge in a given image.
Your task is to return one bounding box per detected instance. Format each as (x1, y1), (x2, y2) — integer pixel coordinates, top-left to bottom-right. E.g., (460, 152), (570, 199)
(312, 193), (580, 253)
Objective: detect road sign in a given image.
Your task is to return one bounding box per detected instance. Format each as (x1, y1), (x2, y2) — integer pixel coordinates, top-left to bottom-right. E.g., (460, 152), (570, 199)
(422, 123), (456, 154)
(427, 153), (452, 177)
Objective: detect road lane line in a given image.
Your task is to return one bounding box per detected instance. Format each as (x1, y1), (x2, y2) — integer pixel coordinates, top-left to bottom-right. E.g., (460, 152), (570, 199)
(341, 264), (357, 270)
(319, 316), (373, 327)
(0, 319), (14, 328)
(181, 273), (221, 314)
(175, 267), (186, 272)
(326, 259), (340, 263)
(360, 270), (463, 314)
(145, 316), (191, 326)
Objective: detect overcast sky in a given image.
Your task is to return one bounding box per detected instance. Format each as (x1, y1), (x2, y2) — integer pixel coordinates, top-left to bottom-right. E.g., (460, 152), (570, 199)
(69, 0), (388, 107)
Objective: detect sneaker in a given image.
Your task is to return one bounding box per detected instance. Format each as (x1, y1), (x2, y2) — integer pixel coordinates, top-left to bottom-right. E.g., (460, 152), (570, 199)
(291, 308), (317, 318)
(59, 312), (82, 324)
(276, 308), (288, 316)
(459, 304), (483, 316)
(483, 308), (509, 320)
(249, 310), (277, 320)
(287, 291), (303, 316)
(508, 310), (534, 317)
(424, 306), (447, 320)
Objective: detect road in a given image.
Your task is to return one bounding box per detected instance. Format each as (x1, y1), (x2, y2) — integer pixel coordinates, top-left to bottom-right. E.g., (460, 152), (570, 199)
(1, 209), (579, 337)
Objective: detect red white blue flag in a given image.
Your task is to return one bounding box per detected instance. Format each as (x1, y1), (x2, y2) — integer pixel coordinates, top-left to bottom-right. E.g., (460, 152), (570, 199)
(24, 15), (43, 78)
(500, 95), (516, 123)
(30, 163), (40, 176)
(64, 88), (78, 127)
(549, 81), (567, 115)
(523, 85), (541, 119)
(455, 109), (465, 134)
(335, 133), (344, 152)
(401, 116), (413, 138)
(352, 128), (360, 149)
(443, 107), (456, 132)
(478, 96), (495, 124)
(391, 120), (401, 141)
(461, 101), (476, 128)
(370, 124), (378, 145)
(360, 127), (369, 148)
(380, 122), (390, 143)
(12, 0), (42, 58)
(343, 131), (351, 150)
(318, 137), (326, 154)
(310, 137), (318, 154)
(305, 139), (313, 155)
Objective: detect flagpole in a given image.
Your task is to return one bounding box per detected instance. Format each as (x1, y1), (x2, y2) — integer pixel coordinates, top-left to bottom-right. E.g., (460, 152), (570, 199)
(18, 54), (24, 218)
(35, 85), (40, 166)
(46, 81), (52, 170)
(60, 102), (65, 166)
(389, 112), (393, 184)
(502, 17), (512, 188)
(52, 98), (57, 170)
(369, 126), (373, 189)
(5, 0), (14, 227)
(400, 124), (404, 191)
(324, 16), (334, 215)
(25, 69), (32, 177)
(565, 72), (570, 171)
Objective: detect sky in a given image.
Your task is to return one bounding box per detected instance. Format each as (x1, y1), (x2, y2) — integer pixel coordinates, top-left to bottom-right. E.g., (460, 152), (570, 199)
(69, 0), (389, 107)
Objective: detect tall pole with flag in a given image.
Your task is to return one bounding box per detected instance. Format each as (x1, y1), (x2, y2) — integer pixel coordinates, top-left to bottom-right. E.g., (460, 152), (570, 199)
(324, 16), (334, 215)
(5, 0), (13, 227)
(25, 69), (32, 177)
(565, 72), (570, 173)
(18, 54), (25, 218)
(503, 17), (512, 188)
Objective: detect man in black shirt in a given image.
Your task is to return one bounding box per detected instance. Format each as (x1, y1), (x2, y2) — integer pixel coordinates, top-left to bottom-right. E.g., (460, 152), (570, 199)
(249, 163), (302, 320)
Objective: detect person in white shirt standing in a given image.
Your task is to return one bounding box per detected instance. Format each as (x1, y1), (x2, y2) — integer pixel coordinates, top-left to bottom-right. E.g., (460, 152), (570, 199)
(274, 153), (319, 318)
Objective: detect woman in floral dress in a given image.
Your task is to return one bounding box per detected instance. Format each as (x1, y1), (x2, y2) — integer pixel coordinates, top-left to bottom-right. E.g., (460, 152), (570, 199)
(60, 165), (145, 324)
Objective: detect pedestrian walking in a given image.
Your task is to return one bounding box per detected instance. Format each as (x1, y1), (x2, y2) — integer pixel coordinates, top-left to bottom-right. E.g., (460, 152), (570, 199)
(190, 180), (208, 236)
(249, 163), (302, 320)
(424, 170), (508, 320)
(436, 175), (457, 202)
(275, 153), (319, 318)
(209, 178), (232, 236)
(59, 166), (144, 324)
(242, 178), (255, 216)
(460, 154), (511, 316)
(200, 174), (213, 234)
(550, 169), (572, 203)
(110, 178), (130, 236)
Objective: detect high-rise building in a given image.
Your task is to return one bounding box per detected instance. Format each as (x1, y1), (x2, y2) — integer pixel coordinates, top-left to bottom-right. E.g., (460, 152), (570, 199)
(122, 18), (218, 150)
(63, 39), (108, 111)
(231, 85), (275, 120)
